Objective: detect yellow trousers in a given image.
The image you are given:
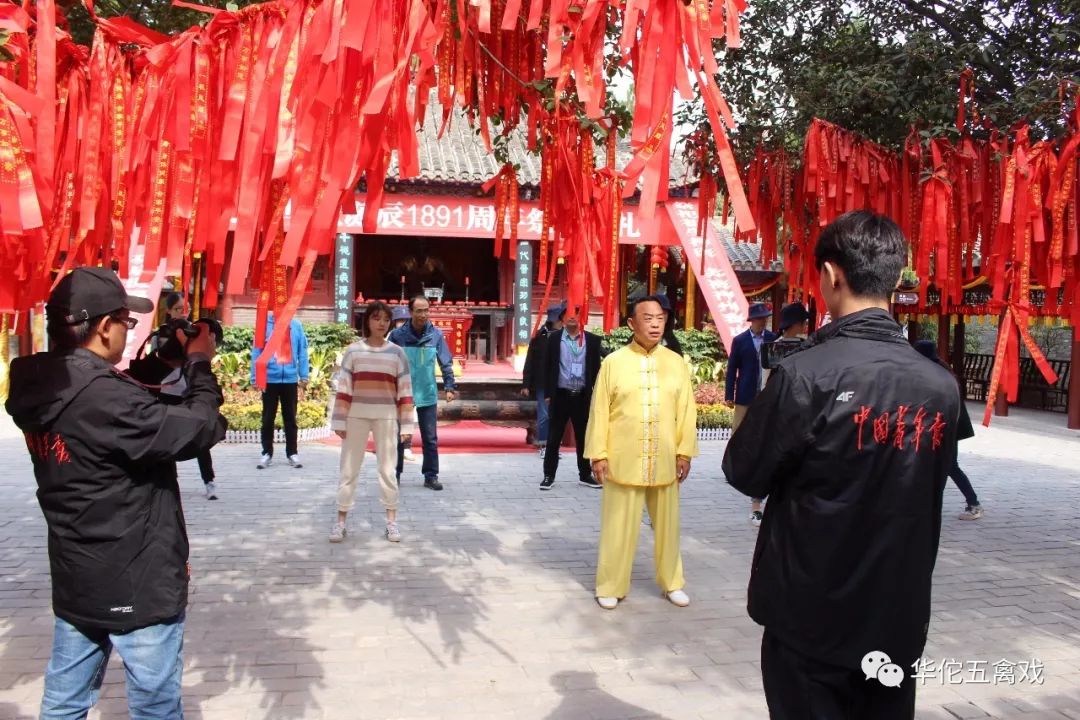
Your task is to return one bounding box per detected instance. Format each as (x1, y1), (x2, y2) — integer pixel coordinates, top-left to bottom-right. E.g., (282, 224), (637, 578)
(595, 480), (684, 599)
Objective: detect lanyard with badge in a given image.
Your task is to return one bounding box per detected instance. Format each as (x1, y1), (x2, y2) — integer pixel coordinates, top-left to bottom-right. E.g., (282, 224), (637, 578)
(564, 332), (585, 380)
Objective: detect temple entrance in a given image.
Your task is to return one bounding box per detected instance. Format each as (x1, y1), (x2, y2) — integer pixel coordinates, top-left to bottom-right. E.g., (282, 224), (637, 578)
(353, 234), (499, 305)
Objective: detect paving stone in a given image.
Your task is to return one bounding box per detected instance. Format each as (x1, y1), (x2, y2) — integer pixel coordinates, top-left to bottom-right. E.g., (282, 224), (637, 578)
(0, 406), (1079, 718)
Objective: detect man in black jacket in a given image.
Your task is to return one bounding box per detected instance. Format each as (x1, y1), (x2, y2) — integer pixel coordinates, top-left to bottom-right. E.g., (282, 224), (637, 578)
(723, 212), (963, 720)
(541, 306), (603, 490)
(520, 305), (563, 454)
(6, 267), (225, 719)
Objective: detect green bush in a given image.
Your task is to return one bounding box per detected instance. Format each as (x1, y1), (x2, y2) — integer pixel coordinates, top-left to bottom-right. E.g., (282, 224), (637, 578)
(219, 326), (255, 354)
(696, 403), (734, 429)
(220, 322), (358, 356)
(221, 401), (328, 432)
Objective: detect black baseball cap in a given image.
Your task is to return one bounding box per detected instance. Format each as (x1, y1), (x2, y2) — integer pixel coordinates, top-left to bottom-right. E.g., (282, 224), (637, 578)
(46, 267), (154, 324)
(779, 302), (810, 331)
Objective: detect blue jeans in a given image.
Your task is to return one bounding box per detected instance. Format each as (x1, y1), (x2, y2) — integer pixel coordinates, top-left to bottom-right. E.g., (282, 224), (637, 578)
(41, 614), (185, 720)
(397, 404), (440, 481)
(535, 388), (549, 445)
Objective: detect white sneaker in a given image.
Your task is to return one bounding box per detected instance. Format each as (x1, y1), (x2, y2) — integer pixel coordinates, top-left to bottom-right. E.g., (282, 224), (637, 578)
(204, 482), (218, 500)
(750, 510), (763, 527)
(287, 454), (303, 468)
(403, 448), (417, 463)
(329, 522), (346, 543)
(665, 589), (690, 607)
(596, 596), (619, 610)
(257, 454), (272, 469)
(385, 522), (401, 543)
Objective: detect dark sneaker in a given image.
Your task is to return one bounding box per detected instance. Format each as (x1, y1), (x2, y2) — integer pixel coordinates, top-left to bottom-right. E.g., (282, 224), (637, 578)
(540, 476), (555, 491)
(579, 476), (602, 489)
(424, 478), (444, 491)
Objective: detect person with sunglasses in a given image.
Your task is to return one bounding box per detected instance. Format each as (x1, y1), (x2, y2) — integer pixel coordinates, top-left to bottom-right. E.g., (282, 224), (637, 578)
(6, 267), (225, 719)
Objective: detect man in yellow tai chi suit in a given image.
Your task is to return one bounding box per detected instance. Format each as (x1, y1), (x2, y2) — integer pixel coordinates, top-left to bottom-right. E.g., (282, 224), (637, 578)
(586, 294), (698, 610)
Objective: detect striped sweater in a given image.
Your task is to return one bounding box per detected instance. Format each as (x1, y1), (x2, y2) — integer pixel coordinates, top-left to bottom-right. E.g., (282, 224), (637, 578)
(331, 340), (414, 433)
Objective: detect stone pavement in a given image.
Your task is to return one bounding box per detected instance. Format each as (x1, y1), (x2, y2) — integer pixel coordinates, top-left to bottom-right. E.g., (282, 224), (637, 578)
(1, 406), (1079, 720)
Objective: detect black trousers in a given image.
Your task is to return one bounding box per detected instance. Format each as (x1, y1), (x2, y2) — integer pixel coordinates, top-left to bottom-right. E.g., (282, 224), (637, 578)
(196, 450), (214, 484)
(261, 383), (298, 458)
(949, 461), (978, 506)
(542, 389), (591, 481)
(761, 631), (915, 720)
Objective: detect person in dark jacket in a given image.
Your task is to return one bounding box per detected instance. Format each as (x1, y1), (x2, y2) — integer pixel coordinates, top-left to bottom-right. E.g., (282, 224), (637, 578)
(722, 211), (964, 720)
(913, 340), (983, 520)
(155, 292), (219, 500)
(520, 305), (564, 454)
(541, 306), (603, 490)
(725, 302), (778, 526)
(6, 266), (224, 719)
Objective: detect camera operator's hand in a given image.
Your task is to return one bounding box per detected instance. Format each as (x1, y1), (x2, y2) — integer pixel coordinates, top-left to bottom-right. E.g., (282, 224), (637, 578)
(182, 323), (217, 360)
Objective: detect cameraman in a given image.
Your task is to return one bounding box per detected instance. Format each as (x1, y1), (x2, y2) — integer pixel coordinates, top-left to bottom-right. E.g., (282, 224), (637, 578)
(6, 267), (224, 719)
(722, 212), (962, 719)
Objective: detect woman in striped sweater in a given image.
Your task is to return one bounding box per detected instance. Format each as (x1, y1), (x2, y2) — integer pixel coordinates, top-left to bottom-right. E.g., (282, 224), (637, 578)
(330, 301), (414, 543)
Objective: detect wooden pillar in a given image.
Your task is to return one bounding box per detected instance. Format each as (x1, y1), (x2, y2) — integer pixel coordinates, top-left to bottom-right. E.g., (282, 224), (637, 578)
(907, 318), (919, 346)
(619, 246), (631, 319)
(685, 268), (696, 330)
(952, 315), (966, 382)
(771, 281), (784, 334)
(937, 313), (951, 363)
(1068, 325), (1080, 430)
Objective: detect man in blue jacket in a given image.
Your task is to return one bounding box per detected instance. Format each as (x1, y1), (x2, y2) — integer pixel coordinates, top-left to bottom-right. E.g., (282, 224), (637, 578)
(389, 294), (457, 490)
(724, 302), (777, 526)
(252, 312), (310, 469)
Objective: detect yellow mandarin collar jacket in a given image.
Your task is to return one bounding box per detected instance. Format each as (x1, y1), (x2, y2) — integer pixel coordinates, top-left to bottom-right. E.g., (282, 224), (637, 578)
(584, 339), (699, 487)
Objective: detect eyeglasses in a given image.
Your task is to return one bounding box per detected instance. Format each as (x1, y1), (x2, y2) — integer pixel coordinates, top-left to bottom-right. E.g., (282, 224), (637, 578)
(109, 314), (138, 330)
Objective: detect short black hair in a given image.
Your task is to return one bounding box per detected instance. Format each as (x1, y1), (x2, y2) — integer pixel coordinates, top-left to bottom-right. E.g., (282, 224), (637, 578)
(408, 294), (430, 311)
(164, 292), (184, 311)
(46, 312), (97, 351)
(363, 301), (393, 338)
(628, 294), (667, 318)
(814, 211), (907, 300)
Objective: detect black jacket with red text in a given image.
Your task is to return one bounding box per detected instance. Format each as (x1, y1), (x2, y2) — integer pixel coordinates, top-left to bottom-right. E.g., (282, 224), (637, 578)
(6, 348), (225, 631)
(723, 308), (965, 671)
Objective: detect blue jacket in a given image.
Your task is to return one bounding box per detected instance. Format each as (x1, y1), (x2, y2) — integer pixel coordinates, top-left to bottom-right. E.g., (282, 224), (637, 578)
(725, 327), (778, 406)
(388, 321), (456, 408)
(251, 317), (310, 385)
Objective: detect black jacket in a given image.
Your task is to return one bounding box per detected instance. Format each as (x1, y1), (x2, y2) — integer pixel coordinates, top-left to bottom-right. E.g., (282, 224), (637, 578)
(6, 348), (225, 631)
(544, 329), (603, 403)
(722, 309), (964, 671)
(521, 326), (553, 394)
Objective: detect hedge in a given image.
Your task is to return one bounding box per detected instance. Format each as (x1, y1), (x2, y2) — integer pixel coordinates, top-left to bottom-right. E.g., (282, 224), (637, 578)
(222, 401), (328, 431)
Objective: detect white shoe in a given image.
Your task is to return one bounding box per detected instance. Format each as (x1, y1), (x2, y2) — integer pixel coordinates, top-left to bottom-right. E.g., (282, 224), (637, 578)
(329, 522), (346, 543)
(750, 511), (763, 527)
(404, 449), (417, 463)
(596, 596), (619, 610)
(287, 454), (303, 468)
(257, 454), (272, 469)
(204, 481), (218, 500)
(665, 589), (690, 607)
(385, 521), (402, 543)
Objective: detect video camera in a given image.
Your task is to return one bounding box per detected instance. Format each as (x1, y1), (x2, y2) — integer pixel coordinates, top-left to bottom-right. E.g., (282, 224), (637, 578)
(126, 317), (223, 388)
(149, 317), (224, 364)
(761, 337), (810, 371)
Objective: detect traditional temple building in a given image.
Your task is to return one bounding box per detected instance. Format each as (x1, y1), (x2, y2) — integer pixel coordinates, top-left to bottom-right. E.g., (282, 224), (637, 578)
(218, 97), (784, 369)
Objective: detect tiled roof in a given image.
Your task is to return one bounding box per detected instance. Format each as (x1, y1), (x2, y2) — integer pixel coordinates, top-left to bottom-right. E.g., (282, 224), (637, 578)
(710, 219), (785, 273)
(388, 93), (693, 189)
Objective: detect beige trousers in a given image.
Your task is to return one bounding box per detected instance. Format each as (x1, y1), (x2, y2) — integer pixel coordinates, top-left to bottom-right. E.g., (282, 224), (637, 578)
(338, 417), (399, 511)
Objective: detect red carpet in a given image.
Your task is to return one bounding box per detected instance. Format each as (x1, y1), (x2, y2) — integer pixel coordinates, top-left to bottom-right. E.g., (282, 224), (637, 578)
(320, 420), (535, 454)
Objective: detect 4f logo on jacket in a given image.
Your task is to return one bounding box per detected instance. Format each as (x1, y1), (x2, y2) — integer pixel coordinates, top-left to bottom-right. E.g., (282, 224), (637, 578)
(24, 432), (72, 464)
(836, 391), (855, 402)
